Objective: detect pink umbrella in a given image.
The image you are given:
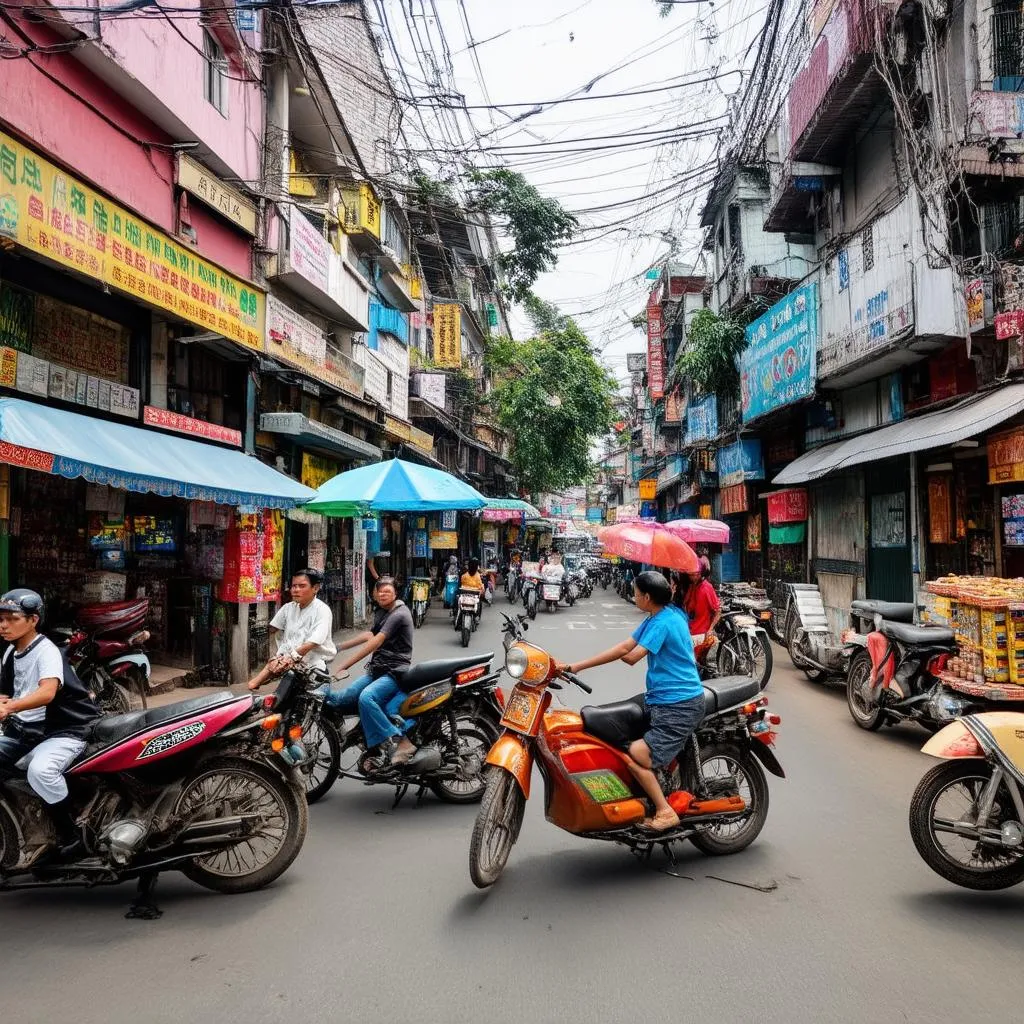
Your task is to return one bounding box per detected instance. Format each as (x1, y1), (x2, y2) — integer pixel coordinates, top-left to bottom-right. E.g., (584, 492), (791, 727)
(662, 519), (730, 545)
(598, 523), (700, 573)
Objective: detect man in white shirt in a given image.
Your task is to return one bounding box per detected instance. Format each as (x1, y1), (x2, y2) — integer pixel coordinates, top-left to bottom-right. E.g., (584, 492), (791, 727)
(247, 568), (336, 690)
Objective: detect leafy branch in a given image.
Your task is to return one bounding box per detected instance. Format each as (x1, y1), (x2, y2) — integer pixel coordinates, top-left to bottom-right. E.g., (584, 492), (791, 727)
(675, 308), (747, 399)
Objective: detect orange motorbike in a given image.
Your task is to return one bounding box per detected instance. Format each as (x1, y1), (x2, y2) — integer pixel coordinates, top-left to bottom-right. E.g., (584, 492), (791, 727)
(469, 614), (785, 888)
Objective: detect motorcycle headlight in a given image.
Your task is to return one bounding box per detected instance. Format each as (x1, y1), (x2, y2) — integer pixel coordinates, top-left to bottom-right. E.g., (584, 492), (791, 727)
(505, 645), (529, 679)
(929, 691), (970, 723)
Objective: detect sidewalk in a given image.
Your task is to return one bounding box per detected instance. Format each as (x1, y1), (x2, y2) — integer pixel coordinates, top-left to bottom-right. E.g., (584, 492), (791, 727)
(148, 625), (362, 706)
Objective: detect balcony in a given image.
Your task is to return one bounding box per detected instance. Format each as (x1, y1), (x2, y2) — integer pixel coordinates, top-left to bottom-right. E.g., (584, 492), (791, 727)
(764, 160), (840, 233)
(782, 0), (891, 165)
(339, 183), (383, 253)
(962, 85), (1024, 176)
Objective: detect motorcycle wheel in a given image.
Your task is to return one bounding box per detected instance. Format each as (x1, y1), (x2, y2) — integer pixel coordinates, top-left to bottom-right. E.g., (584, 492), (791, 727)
(689, 744), (769, 856)
(0, 802), (20, 872)
(527, 592), (537, 620)
(469, 766), (526, 888)
(98, 680), (135, 716)
(546, 601), (556, 613)
(909, 760), (1024, 890)
(302, 717), (342, 804)
(117, 665), (149, 709)
(177, 757), (308, 894)
(461, 619), (472, 648)
(717, 634), (773, 689)
(431, 715), (494, 804)
(413, 606), (424, 629)
(785, 616), (828, 682)
(506, 580), (516, 605)
(845, 650), (885, 731)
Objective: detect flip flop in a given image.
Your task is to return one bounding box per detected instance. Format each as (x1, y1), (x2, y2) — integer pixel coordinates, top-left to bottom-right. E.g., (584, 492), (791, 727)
(639, 813), (681, 833)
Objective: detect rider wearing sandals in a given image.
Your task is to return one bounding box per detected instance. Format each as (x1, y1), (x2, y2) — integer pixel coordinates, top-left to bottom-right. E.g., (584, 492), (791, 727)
(555, 570), (705, 833)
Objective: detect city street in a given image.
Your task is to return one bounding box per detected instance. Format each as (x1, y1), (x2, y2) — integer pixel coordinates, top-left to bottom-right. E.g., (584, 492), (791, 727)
(5, 594), (1024, 1023)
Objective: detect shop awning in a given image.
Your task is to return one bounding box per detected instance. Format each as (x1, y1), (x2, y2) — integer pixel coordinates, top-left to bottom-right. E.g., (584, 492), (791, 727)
(259, 411), (381, 461)
(773, 384), (1024, 485)
(0, 398), (315, 509)
(482, 497), (541, 521)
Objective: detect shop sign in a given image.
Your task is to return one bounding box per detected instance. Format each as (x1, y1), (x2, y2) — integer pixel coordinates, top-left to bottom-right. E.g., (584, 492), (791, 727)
(429, 530), (458, 549)
(646, 297), (665, 400)
(686, 394), (718, 444)
(586, 506), (604, 522)
(664, 389), (684, 424)
(385, 415), (411, 442)
(995, 310), (1024, 340)
(927, 474), (953, 545)
(409, 425), (434, 455)
(441, 509), (458, 530)
(720, 484), (748, 515)
(766, 488), (808, 524)
(745, 512), (761, 551)
(220, 510), (285, 603)
(966, 278), (986, 333)
(34, 295), (129, 382)
(0, 129), (265, 351)
(742, 283), (818, 422)
(626, 351), (647, 373)
(0, 439), (55, 472)
(413, 529), (429, 558)
(301, 452), (337, 490)
(638, 478), (657, 501)
(717, 440), (764, 488)
(144, 405), (241, 446)
(414, 372), (446, 409)
(176, 154), (257, 236)
(433, 304), (462, 367)
(266, 294), (324, 359)
(988, 426), (1024, 483)
(288, 207), (331, 295)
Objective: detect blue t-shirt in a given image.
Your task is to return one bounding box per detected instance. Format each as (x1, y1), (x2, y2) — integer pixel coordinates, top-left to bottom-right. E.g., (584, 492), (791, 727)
(631, 605), (704, 705)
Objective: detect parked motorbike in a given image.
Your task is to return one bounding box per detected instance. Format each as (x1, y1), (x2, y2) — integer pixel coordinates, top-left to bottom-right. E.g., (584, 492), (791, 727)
(456, 588), (483, 647)
(505, 564), (522, 605)
(715, 606), (773, 689)
(846, 618), (963, 732)
(0, 678), (308, 898)
(468, 614), (784, 888)
(53, 599), (153, 714)
(909, 711), (1024, 890)
(294, 654), (502, 806)
(720, 583), (775, 639)
(409, 577), (431, 629)
(521, 568), (540, 620)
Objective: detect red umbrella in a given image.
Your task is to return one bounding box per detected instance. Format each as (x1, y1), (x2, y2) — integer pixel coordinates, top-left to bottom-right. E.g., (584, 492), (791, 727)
(661, 518), (730, 544)
(598, 522), (700, 573)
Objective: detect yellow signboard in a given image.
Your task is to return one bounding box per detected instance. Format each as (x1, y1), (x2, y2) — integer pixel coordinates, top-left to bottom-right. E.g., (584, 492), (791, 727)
(638, 478), (657, 501)
(339, 183), (381, 240)
(177, 154), (257, 236)
(301, 452), (338, 490)
(0, 129), (265, 352)
(384, 415), (411, 442)
(988, 427), (1024, 483)
(429, 530), (459, 550)
(433, 304), (462, 367)
(409, 425), (434, 455)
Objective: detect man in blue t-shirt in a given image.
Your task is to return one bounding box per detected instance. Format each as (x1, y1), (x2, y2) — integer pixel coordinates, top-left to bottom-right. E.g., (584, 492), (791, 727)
(558, 570), (705, 832)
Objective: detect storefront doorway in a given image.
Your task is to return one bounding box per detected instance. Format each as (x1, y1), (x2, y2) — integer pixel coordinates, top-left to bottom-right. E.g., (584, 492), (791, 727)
(866, 457), (913, 602)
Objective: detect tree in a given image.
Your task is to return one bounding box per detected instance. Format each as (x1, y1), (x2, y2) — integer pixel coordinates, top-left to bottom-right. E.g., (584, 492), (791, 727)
(485, 305), (616, 496)
(675, 308), (747, 399)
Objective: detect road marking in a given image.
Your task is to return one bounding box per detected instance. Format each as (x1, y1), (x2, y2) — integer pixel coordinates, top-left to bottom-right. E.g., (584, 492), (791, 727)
(601, 603), (621, 609)
(566, 621), (596, 630)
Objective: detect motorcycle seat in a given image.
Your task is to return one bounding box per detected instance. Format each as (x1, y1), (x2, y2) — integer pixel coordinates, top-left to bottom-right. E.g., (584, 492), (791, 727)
(581, 695), (648, 748)
(851, 599), (915, 623)
(702, 675), (762, 712)
(395, 654), (494, 692)
(881, 621), (955, 646)
(88, 691), (239, 748)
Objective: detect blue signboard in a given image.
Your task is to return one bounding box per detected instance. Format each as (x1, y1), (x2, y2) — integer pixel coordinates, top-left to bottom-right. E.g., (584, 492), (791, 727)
(717, 440), (764, 488)
(640, 501), (658, 519)
(686, 394), (718, 444)
(586, 506), (604, 522)
(741, 283), (818, 423)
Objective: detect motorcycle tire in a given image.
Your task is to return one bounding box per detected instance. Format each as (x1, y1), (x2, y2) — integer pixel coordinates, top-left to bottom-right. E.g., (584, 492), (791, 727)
(469, 766), (526, 888)
(117, 665), (149, 709)
(717, 634), (773, 690)
(909, 760), (1024, 890)
(461, 620), (472, 648)
(785, 615), (828, 683)
(506, 580), (516, 605)
(302, 717), (342, 805)
(527, 592), (537, 620)
(688, 744), (769, 856)
(0, 801), (21, 872)
(431, 715), (494, 804)
(413, 606), (424, 629)
(98, 680), (135, 716)
(845, 650), (886, 730)
(177, 756), (308, 894)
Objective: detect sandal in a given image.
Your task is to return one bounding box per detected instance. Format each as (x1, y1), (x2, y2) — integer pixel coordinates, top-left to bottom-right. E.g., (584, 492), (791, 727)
(639, 810), (681, 833)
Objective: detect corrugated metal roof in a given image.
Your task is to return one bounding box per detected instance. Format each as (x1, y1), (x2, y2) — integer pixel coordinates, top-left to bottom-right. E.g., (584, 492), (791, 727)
(773, 384), (1024, 484)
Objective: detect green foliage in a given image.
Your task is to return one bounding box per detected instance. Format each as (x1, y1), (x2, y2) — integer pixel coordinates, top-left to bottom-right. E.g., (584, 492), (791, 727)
(485, 312), (616, 496)
(409, 171), (457, 210)
(677, 308), (747, 399)
(465, 168), (578, 303)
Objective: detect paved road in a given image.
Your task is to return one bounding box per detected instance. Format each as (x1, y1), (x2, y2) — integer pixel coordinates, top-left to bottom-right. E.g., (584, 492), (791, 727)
(7, 594), (1024, 1023)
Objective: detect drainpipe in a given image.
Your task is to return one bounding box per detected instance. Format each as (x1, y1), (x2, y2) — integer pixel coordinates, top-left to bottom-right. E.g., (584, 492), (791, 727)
(909, 451), (923, 604)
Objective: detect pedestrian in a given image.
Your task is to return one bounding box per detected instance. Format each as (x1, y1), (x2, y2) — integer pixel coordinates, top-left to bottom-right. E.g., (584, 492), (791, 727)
(684, 555), (721, 646)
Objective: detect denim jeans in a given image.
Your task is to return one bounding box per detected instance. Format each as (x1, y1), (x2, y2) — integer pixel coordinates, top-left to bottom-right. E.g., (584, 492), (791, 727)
(324, 673), (410, 749)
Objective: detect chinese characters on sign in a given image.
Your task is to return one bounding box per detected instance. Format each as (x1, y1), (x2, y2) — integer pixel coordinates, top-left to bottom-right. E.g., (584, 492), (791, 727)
(626, 351), (646, 372)
(300, 452), (338, 490)
(663, 389), (683, 423)
(0, 130), (264, 351)
(720, 484), (748, 515)
(686, 394), (718, 444)
(988, 426), (1024, 483)
(927, 475), (952, 545)
(176, 154), (257, 235)
(638, 478), (657, 501)
(646, 297), (665, 400)
(766, 488), (808, 524)
(144, 406), (242, 447)
(433, 304), (462, 367)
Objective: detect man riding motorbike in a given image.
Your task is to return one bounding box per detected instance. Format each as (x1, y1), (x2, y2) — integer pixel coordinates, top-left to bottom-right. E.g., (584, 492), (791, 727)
(0, 588), (101, 859)
(324, 577), (418, 765)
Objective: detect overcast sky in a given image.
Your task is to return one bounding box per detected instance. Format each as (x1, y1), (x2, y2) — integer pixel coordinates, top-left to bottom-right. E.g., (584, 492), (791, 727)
(376, 0), (766, 385)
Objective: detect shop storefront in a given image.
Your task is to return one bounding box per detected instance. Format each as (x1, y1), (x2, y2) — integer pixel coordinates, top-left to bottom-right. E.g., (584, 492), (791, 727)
(988, 424), (1024, 579)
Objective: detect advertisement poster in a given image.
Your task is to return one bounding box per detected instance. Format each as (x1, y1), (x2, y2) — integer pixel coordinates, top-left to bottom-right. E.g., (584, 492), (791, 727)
(433, 304), (462, 367)
(638, 478), (657, 501)
(766, 488), (809, 524)
(745, 513), (762, 551)
(928, 475), (953, 545)
(741, 283), (818, 423)
(441, 509), (457, 530)
(717, 440), (765, 488)
(686, 394), (718, 444)
(429, 530), (458, 549)
(646, 298), (665, 399)
(220, 510), (284, 603)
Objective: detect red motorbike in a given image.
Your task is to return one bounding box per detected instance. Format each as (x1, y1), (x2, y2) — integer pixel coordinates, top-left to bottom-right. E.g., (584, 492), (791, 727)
(0, 670), (310, 903)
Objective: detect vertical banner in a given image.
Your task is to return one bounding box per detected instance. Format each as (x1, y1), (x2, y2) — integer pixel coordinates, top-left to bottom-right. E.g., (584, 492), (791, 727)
(646, 295), (665, 399)
(432, 304), (462, 367)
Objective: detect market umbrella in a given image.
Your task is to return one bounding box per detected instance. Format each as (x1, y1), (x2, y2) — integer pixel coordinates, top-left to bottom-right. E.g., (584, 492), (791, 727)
(303, 458), (487, 516)
(661, 519), (730, 544)
(597, 522), (700, 573)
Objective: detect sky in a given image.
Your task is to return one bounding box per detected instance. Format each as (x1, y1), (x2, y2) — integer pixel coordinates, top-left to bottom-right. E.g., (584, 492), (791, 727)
(372, 0), (770, 388)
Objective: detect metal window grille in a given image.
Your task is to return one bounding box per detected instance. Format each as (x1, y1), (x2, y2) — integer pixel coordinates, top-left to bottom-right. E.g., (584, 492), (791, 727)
(862, 224), (874, 271)
(993, 7), (1024, 89)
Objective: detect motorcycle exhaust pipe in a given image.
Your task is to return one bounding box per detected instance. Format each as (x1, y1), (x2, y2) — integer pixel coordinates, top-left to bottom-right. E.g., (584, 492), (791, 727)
(176, 815), (251, 846)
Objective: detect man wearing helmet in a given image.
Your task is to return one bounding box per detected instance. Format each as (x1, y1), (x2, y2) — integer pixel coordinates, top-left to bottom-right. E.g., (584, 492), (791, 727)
(0, 588), (101, 858)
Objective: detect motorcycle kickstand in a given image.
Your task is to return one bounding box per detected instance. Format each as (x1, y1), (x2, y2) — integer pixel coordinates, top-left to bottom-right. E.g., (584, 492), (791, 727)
(392, 784), (409, 810)
(125, 871), (162, 921)
(415, 785), (428, 807)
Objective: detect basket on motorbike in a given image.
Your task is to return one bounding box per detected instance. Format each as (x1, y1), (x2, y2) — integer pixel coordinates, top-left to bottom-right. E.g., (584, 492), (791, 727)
(75, 598), (149, 639)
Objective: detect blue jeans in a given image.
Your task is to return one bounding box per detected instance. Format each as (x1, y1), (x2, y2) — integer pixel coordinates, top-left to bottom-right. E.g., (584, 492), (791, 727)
(324, 673), (410, 749)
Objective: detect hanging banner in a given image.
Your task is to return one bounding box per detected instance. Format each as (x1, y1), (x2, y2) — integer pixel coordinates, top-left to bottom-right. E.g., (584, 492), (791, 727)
(766, 488), (809, 524)
(433, 304), (462, 367)
(626, 352), (647, 372)
(745, 512), (762, 551)
(717, 440), (765, 488)
(638, 478), (657, 501)
(686, 394), (718, 444)
(0, 129), (264, 351)
(664, 389), (683, 424)
(927, 474), (953, 545)
(988, 426), (1024, 483)
(646, 296), (665, 400)
(720, 484), (749, 515)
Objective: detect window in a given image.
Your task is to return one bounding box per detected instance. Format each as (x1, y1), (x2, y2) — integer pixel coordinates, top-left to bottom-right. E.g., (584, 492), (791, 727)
(727, 204), (742, 254)
(203, 30), (228, 116)
(993, 2), (1024, 91)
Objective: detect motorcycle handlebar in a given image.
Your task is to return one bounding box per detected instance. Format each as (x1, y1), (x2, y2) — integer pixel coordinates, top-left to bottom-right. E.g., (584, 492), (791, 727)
(560, 671), (592, 694)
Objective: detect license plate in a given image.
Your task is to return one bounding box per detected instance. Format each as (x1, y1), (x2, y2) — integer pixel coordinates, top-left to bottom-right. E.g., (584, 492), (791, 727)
(500, 685), (542, 734)
(543, 586), (561, 600)
(733, 614), (756, 627)
(460, 596), (478, 608)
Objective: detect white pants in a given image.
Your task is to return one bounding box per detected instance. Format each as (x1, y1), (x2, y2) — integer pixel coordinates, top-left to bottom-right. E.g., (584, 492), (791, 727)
(14, 737), (86, 804)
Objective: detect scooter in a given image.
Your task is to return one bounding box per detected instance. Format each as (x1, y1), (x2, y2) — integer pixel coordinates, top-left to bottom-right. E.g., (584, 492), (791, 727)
(442, 568), (460, 610)
(456, 588), (482, 647)
(541, 563), (565, 613)
(409, 577), (431, 629)
(521, 567), (540, 621)
(468, 614), (784, 888)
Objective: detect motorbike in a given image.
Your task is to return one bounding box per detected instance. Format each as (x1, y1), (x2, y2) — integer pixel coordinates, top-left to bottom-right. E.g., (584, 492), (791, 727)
(714, 606), (773, 689)
(409, 577), (431, 629)
(846, 618), (965, 733)
(505, 563), (522, 604)
(720, 583), (775, 641)
(442, 569), (460, 610)
(909, 711), (1024, 890)
(521, 567), (540, 620)
(468, 613), (784, 888)
(0, 676), (309, 899)
(541, 564), (565, 613)
(53, 599), (153, 714)
(616, 565), (636, 602)
(293, 654), (502, 806)
(455, 588), (482, 647)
